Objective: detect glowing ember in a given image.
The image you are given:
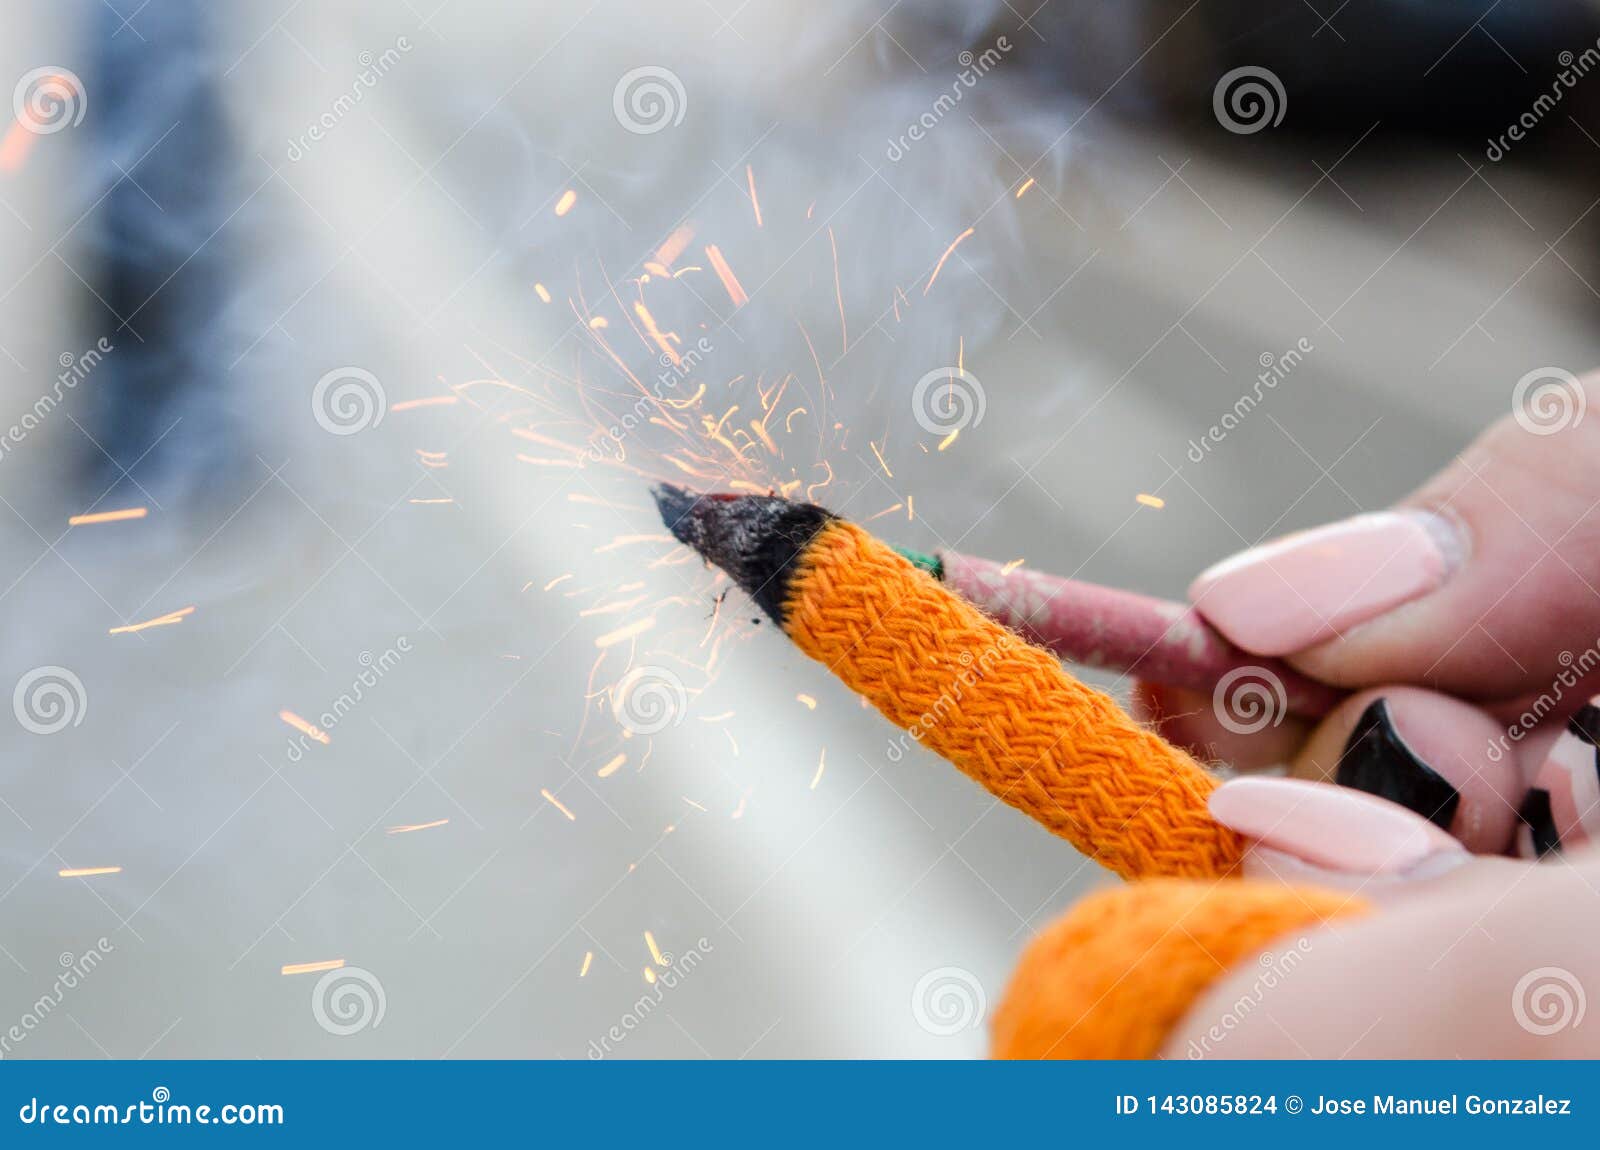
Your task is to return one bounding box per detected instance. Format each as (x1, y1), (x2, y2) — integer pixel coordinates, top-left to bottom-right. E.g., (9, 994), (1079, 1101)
(796, 693), (817, 710)
(281, 960), (345, 976)
(543, 574), (573, 591)
(924, 226), (974, 296)
(109, 606), (194, 635)
(68, 507), (147, 527)
(655, 225), (694, 268)
(58, 866), (121, 878)
(408, 498), (454, 505)
(554, 189), (577, 216)
(645, 930), (667, 966)
(534, 282), (552, 303)
(810, 749), (826, 790)
(391, 395), (458, 411)
(1016, 178), (1035, 198)
(386, 819), (449, 835)
(580, 951), (594, 978)
(540, 788), (577, 820)
(594, 616), (656, 649)
(869, 441), (893, 478)
(1136, 493), (1166, 509)
(937, 428), (959, 452)
(596, 753), (626, 778)
(746, 164), (764, 228)
(1000, 558), (1026, 575)
(704, 244), (748, 308)
(643, 966), (657, 985)
(633, 301), (682, 366)
(278, 710), (330, 745)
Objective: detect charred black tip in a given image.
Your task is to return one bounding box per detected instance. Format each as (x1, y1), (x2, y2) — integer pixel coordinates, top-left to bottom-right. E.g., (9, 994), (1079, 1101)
(650, 485), (836, 624)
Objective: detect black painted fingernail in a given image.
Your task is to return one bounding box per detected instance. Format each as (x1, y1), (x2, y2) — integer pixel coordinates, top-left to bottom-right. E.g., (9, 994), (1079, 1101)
(1517, 788), (1563, 858)
(1336, 699), (1461, 830)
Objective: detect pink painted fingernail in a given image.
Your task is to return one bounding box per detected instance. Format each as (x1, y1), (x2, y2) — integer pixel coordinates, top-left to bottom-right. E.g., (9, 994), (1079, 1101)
(1209, 776), (1466, 875)
(1189, 510), (1465, 656)
(1517, 697), (1600, 859)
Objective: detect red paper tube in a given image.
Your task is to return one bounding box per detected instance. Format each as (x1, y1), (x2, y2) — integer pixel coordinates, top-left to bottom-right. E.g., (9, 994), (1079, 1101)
(938, 551), (1344, 720)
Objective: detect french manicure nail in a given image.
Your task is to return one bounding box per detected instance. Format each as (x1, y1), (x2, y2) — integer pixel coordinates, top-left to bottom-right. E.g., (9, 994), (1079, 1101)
(1336, 699), (1461, 831)
(1209, 776), (1465, 875)
(1189, 510), (1465, 656)
(1517, 697), (1600, 858)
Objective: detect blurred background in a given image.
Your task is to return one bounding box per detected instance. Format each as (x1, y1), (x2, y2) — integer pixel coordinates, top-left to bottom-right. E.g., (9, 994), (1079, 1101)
(2, 0), (1599, 1058)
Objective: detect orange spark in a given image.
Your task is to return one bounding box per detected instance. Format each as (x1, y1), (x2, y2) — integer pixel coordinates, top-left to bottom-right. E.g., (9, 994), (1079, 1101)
(829, 226), (847, 354)
(68, 507), (147, 527)
(704, 244), (748, 308)
(534, 282), (552, 303)
(278, 710), (330, 745)
(408, 498), (454, 505)
(593, 533), (671, 553)
(1000, 558), (1026, 575)
(643, 967), (657, 985)
(543, 574), (573, 591)
(392, 395), (459, 411)
(645, 930), (667, 966)
(109, 606), (194, 635)
(796, 693), (817, 710)
(588, 316), (609, 329)
(58, 866), (121, 879)
(655, 225), (694, 268)
(541, 789), (576, 820)
(595, 616), (656, 649)
(281, 960), (344, 976)
(1136, 493), (1166, 509)
(907, 495), (915, 521)
(1016, 178), (1035, 198)
(937, 428), (959, 452)
(386, 819), (449, 835)
(0, 120), (37, 173)
(924, 226), (974, 296)
(810, 749), (826, 790)
(633, 301), (681, 366)
(746, 164), (763, 228)
(554, 189), (577, 216)
(580, 951), (594, 978)
(597, 753), (626, 778)
(869, 441), (893, 478)
(867, 503), (903, 522)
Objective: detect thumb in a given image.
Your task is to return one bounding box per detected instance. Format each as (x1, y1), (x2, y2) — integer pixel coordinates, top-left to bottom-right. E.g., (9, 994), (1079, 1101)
(1188, 369), (1600, 700)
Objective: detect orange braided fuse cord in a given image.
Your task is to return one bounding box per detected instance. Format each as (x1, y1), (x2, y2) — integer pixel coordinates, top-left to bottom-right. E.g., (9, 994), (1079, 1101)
(655, 486), (1244, 880)
(994, 879), (1371, 1059)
